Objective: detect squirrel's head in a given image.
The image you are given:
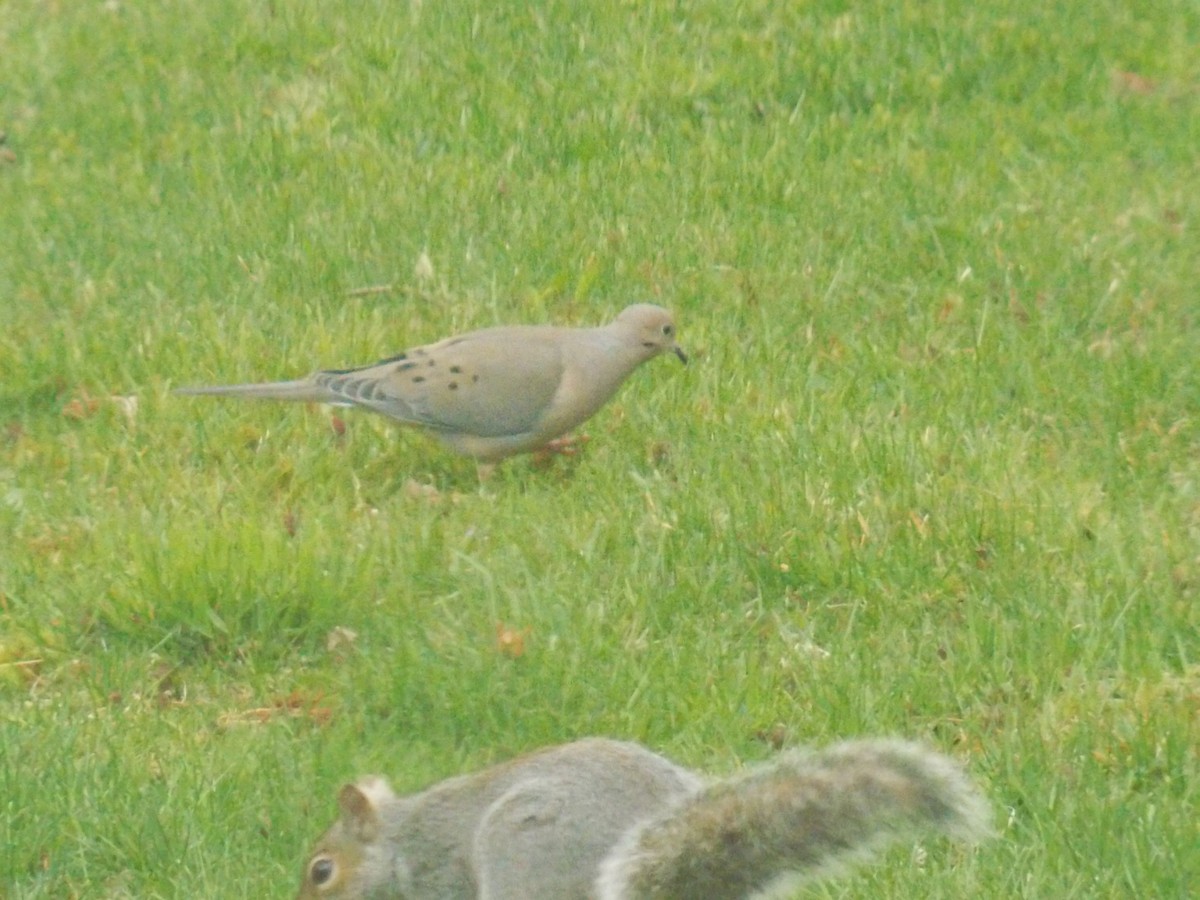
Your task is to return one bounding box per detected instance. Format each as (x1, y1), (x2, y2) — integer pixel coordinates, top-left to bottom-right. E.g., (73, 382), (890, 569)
(296, 777), (399, 900)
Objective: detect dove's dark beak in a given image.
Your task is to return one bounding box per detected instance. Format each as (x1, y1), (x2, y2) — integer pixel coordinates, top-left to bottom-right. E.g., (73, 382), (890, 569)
(672, 345), (689, 365)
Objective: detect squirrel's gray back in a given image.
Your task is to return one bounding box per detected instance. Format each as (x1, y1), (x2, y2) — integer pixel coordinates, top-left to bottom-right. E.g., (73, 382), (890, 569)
(386, 739), (701, 900)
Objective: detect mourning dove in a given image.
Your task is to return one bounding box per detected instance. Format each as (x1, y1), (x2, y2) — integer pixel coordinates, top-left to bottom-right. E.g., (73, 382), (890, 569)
(176, 304), (686, 463)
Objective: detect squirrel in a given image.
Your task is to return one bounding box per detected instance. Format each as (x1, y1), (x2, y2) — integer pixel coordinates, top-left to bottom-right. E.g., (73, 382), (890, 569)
(295, 736), (990, 900)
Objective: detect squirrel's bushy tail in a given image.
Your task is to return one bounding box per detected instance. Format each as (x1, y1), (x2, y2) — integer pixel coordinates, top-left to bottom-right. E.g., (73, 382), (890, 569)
(596, 739), (990, 900)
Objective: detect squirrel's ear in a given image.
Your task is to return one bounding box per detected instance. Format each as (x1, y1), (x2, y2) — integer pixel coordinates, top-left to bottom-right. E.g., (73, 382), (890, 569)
(337, 777), (394, 842)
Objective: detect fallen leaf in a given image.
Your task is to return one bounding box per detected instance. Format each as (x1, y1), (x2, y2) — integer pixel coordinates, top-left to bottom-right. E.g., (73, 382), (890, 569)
(909, 509), (931, 538)
(647, 440), (672, 466)
(62, 393), (102, 419)
(345, 283), (395, 298)
(111, 394), (138, 425)
(1112, 69), (1157, 96)
(414, 250), (435, 282)
(404, 478), (442, 502)
(753, 723), (789, 750)
(325, 626), (358, 654)
(495, 622), (529, 659)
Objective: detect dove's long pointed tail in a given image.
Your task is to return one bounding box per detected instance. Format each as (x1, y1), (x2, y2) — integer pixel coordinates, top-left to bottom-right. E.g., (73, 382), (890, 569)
(174, 378), (341, 404)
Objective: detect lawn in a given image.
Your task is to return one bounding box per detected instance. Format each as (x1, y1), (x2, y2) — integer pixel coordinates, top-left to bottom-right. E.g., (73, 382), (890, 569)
(1, 1), (1197, 897)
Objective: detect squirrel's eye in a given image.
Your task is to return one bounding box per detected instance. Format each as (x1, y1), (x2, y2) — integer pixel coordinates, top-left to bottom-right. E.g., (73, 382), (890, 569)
(310, 856), (336, 887)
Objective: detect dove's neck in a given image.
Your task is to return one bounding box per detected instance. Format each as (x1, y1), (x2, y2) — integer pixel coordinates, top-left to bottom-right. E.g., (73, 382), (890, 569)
(532, 326), (648, 437)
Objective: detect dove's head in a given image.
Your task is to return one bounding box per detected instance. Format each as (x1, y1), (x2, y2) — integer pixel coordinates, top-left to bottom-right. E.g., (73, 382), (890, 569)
(615, 304), (688, 364)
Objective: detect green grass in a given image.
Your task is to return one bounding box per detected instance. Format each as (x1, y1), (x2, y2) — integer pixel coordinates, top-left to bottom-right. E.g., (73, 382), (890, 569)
(2, 0), (1197, 896)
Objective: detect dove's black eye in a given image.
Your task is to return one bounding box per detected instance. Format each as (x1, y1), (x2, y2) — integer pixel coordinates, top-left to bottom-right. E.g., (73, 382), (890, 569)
(662, 324), (674, 336)
(310, 856), (336, 887)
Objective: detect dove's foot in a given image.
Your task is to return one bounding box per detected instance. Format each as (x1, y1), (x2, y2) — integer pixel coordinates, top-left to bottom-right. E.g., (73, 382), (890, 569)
(531, 434), (591, 469)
